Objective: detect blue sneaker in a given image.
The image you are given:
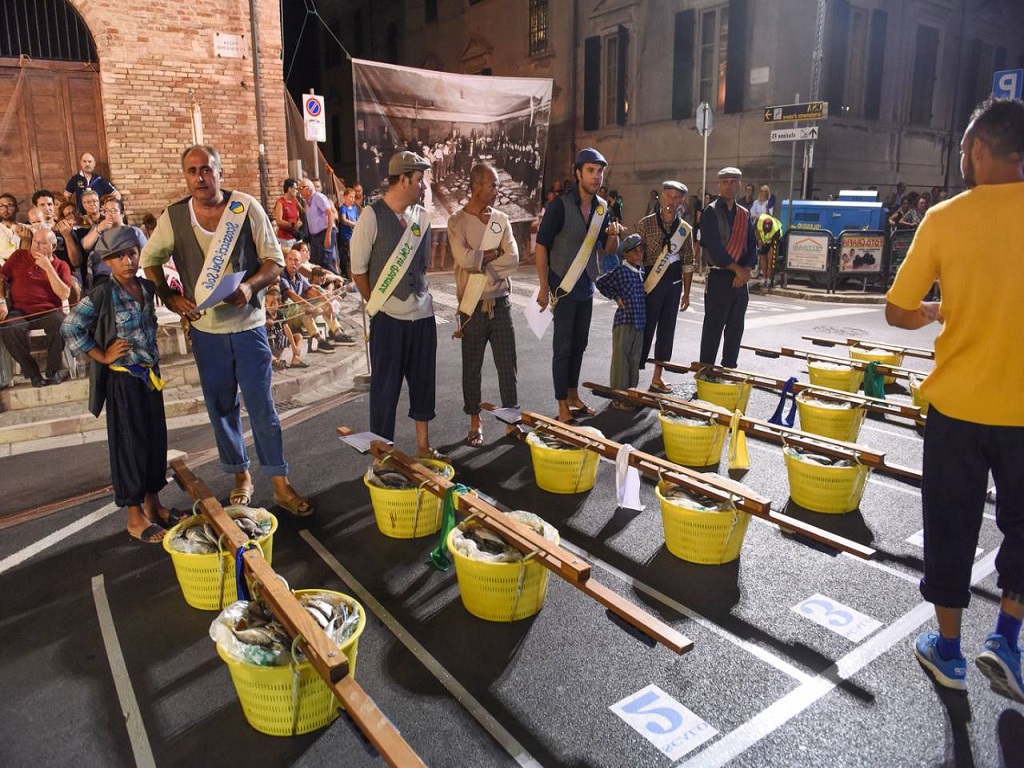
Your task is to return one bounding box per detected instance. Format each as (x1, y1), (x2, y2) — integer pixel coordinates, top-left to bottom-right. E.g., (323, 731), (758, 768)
(913, 631), (967, 690)
(976, 633), (1024, 703)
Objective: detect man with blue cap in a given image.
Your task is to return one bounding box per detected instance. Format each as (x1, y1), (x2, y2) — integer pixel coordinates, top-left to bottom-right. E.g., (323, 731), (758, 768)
(535, 147), (624, 424)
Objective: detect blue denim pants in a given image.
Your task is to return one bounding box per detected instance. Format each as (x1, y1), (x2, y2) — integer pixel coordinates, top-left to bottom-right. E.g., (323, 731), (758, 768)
(190, 326), (287, 476)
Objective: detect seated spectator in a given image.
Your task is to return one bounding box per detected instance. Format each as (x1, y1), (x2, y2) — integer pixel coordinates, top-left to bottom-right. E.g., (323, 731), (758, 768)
(140, 213), (158, 239)
(0, 226), (74, 386)
(279, 249), (355, 350)
(900, 195), (928, 228)
(888, 195), (912, 230)
(64, 152), (119, 212)
(264, 285), (305, 370)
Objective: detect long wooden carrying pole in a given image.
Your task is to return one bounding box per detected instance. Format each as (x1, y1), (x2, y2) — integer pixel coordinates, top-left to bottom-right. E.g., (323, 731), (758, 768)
(802, 335), (935, 360)
(342, 431), (693, 655)
(584, 382), (922, 485)
(650, 359), (923, 421)
(741, 344), (930, 381)
(170, 459), (426, 768)
(485, 405), (875, 560)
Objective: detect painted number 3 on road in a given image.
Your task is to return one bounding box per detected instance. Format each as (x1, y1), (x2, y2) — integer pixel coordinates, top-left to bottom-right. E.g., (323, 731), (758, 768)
(610, 684), (718, 760)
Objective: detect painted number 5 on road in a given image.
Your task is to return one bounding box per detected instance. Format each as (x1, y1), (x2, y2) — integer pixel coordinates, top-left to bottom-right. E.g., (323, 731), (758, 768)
(610, 684), (718, 760)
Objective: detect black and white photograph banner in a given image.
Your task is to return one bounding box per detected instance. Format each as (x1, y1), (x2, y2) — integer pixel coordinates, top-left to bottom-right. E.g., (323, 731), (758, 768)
(352, 59), (553, 227)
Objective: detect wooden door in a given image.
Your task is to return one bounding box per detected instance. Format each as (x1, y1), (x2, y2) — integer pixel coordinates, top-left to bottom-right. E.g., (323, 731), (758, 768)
(0, 59), (107, 212)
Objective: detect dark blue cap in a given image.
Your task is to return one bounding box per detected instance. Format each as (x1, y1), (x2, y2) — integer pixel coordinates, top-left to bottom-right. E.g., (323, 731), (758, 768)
(575, 147), (607, 167)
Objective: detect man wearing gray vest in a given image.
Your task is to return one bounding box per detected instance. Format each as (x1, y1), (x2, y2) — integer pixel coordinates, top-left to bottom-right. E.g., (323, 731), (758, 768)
(698, 167), (757, 369)
(535, 147), (624, 424)
(141, 145), (313, 517)
(350, 151), (444, 460)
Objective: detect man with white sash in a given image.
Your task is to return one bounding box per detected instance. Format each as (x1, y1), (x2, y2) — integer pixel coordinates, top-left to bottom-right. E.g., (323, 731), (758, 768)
(141, 145), (314, 517)
(633, 180), (696, 393)
(448, 163), (520, 447)
(535, 147), (624, 424)
(351, 151), (444, 459)
(698, 167), (757, 369)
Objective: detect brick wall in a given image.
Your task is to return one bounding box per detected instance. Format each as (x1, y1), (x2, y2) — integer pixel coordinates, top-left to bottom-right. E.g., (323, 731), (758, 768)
(72, 0), (288, 220)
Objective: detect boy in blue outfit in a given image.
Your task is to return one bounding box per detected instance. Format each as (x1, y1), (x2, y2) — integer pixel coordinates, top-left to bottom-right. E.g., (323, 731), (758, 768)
(595, 233), (645, 409)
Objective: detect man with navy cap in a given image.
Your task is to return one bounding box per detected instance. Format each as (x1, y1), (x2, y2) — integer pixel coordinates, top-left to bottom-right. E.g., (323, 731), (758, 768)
(535, 147), (624, 424)
(634, 180), (695, 392)
(698, 166), (756, 368)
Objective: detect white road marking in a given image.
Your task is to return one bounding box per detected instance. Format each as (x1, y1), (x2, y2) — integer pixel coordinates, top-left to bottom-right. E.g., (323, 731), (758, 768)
(557, 540), (813, 684)
(91, 574), (156, 768)
(676, 548), (999, 767)
(745, 306), (878, 329)
(860, 423), (923, 442)
(0, 502), (119, 575)
(301, 532), (543, 768)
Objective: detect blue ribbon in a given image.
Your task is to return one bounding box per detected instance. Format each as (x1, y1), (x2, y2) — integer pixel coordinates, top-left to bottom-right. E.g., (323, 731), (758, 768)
(235, 542), (259, 601)
(768, 376), (798, 427)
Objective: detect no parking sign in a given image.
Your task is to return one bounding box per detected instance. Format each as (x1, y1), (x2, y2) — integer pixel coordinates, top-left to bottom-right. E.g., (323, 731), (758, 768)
(304, 93), (326, 143)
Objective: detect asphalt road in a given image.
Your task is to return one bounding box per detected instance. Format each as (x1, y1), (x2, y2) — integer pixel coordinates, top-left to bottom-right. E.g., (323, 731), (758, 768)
(1, 269), (1020, 768)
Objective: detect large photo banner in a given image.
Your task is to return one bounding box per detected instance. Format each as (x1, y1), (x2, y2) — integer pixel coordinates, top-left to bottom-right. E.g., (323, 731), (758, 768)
(352, 59), (553, 229)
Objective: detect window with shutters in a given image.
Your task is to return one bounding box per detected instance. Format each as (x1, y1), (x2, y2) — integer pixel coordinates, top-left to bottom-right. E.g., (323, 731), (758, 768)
(603, 33), (619, 126)
(835, 6), (886, 119)
(583, 27), (629, 130)
(697, 6), (728, 112)
(909, 26), (940, 126)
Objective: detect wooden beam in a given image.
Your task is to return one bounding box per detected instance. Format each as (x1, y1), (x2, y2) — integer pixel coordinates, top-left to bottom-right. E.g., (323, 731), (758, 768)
(348, 435), (692, 655)
(170, 458), (426, 767)
(801, 335), (935, 360)
(650, 360), (924, 422)
(487, 404), (876, 561)
(741, 345), (930, 381)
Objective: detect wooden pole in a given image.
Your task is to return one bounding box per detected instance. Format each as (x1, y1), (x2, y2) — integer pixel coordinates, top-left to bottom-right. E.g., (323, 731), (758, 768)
(341, 430), (693, 655)
(650, 360), (924, 422)
(170, 459), (426, 768)
(741, 344), (930, 381)
(483, 405), (876, 560)
(801, 335), (935, 360)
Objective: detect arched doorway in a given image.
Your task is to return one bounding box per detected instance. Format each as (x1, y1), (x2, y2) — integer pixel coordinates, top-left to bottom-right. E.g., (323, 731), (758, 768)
(0, 0), (107, 209)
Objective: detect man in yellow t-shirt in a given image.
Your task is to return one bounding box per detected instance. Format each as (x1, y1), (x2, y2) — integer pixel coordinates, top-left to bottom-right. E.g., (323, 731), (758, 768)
(887, 98), (1024, 704)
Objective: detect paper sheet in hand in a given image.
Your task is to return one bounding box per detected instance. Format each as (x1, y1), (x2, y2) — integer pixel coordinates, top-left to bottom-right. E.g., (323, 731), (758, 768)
(339, 431), (393, 454)
(195, 271), (245, 311)
(524, 287), (553, 340)
(490, 407), (522, 425)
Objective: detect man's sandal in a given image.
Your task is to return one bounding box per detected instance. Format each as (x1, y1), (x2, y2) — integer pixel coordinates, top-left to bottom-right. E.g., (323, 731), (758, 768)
(417, 448), (452, 464)
(229, 480), (255, 507)
(465, 429), (484, 448)
(273, 492), (313, 517)
(128, 523), (165, 544)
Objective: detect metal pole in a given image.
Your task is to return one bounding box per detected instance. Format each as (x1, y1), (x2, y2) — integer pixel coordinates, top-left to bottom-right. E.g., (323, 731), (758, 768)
(248, 0), (269, 210)
(804, 0), (827, 199)
(787, 93), (799, 228)
(700, 103), (709, 207)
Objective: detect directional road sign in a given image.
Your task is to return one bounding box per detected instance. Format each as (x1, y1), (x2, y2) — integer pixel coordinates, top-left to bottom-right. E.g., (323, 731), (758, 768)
(770, 126), (819, 142)
(992, 69), (1023, 99)
(763, 101), (828, 123)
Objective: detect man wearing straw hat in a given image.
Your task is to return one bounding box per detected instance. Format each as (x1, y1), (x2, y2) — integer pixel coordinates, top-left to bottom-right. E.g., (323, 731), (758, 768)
(887, 98), (1024, 704)
(698, 167), (756, 369)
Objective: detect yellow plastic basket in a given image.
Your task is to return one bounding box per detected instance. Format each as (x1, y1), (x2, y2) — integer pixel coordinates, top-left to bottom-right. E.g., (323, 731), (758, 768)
(784, 449), (870, 514)
(364, 459), (455, 538)
(446, 527), (557, 622)
(526, 431), (600, 494)
(656, 482), (750, 564)
(807, 362), (864, 393)
(796, 392), (866, 443)
(217, 590), (366, 736)
(695, 375), (751, 413)
(659, 412), (728, 467)
(909, 375), (929, 418)
(163, 509), (278, 611)
(849, 347), (904, 385)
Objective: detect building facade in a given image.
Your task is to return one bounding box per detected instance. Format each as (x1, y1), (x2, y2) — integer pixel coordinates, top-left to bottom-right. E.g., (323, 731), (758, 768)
(0, 0), (289, 220)
(394, 0), (1022, 224)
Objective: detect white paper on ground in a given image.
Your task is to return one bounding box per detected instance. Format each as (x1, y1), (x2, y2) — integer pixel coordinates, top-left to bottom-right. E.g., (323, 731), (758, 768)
(615, 444), (644, 511)
(195, 271), (245, 311)
(490, 406), (522, 424)
(338, 432), (393, 454)
(524, 287), (553, 339)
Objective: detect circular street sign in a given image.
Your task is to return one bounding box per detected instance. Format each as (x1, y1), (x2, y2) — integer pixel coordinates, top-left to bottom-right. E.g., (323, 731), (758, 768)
(695, 101), (713, 136)
(305, 98), (322, 117)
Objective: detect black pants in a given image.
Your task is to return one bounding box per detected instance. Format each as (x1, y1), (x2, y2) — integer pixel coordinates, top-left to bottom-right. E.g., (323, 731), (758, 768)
(699, 270), (748, 368)
(0, 308), (65, 379)
(552, 297), (592, 401)
(921, 406), (1024, 608)
(107, 370), (168, 507)
(369, 313), (437, 441)
(641, 261), (683, 369)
